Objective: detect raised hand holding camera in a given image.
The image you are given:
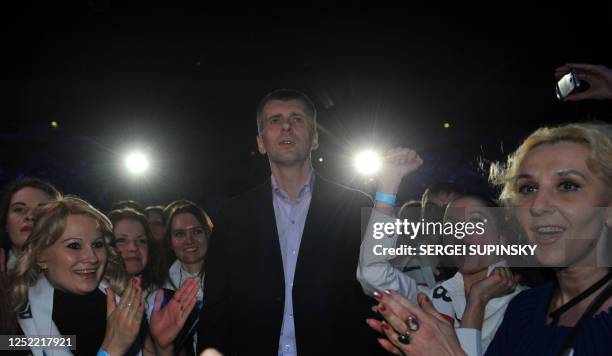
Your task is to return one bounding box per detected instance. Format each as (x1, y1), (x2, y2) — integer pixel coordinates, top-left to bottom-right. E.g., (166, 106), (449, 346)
(555, 63), (612, 101)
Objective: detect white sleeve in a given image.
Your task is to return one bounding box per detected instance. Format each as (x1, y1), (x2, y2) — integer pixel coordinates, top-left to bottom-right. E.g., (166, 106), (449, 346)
(356, 210), (418, 300)
(455, 328), (483, 356)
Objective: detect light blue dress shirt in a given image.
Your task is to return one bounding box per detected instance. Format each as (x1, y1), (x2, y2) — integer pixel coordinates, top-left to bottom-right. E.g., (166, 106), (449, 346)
(271, 170), (315, 356)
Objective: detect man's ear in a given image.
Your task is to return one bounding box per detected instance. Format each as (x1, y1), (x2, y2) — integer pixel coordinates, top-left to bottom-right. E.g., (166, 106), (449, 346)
(256, 135), (267, 155)
(310, 130), (319, 151)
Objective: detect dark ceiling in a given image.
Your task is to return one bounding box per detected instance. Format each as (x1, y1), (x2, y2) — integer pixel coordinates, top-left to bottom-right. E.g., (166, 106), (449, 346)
(1, 3), (610, 213)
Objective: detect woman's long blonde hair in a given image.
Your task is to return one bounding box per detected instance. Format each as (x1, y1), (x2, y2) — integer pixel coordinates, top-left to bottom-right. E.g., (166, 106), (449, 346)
(9, 196), (128, 312)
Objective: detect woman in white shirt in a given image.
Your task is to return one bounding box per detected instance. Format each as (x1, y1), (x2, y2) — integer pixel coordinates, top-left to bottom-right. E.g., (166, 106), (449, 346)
(156, 200), (213, 355)
(358, 148), (523, 355)
(162, 200), (212, 303)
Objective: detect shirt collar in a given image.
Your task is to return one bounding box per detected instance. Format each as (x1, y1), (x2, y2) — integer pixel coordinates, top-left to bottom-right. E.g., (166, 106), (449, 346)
(271, 168), (315, 201)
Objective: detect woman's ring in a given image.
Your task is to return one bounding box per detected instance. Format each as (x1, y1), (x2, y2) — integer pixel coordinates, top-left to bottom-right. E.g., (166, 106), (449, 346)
(405, 316), (419, 332)
(398, 332), (410, 344)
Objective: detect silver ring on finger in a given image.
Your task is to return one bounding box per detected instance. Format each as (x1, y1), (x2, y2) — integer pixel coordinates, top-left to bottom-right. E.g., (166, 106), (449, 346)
(405, 316), (419, 332)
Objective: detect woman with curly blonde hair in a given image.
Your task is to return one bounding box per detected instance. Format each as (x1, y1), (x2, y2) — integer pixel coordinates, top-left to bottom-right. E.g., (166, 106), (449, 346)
(10, 196), (200, 356)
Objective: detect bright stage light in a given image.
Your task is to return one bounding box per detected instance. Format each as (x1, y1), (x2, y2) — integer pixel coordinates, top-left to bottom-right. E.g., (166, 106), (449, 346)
(354, 150), (381, 175)
(124, 152), (150, 175)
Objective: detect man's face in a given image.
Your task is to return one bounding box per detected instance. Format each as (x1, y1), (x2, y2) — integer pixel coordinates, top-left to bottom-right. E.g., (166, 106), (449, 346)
(256, 99), (318, 168)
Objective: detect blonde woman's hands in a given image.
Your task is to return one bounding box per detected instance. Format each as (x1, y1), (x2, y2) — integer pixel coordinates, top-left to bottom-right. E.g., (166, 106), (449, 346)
(102, 277), (144, 355)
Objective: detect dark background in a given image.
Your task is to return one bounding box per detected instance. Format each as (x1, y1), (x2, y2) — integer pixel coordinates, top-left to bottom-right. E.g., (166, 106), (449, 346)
(1, 3), (611, 216)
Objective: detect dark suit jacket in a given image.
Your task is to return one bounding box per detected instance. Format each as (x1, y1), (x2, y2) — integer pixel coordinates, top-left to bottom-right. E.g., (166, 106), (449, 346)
(197, 174), (382, 355)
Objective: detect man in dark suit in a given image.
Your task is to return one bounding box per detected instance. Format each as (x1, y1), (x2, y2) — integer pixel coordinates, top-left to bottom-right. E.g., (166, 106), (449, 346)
(197, 89), (378, 355)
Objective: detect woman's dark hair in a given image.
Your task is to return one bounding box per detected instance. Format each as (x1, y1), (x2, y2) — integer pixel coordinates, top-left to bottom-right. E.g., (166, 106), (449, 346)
(145, 205), (166, 225)
(110, 200), (144, 214)
(108, 208), (166, 294)
(0, 177), (62, 252)
(451, 191), (499, 207)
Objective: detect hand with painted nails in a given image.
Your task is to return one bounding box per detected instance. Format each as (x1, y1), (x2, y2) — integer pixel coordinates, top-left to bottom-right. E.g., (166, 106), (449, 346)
(555, 63), (612, 101)
(102, 277), (145, 356)
(150, 276), (200, 349)
(367, 291), (465, 356)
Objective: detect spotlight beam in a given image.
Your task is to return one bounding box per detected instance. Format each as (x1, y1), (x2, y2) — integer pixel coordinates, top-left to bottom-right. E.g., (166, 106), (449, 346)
(354, 150), (381, 175)
(124, 152), (150, 175)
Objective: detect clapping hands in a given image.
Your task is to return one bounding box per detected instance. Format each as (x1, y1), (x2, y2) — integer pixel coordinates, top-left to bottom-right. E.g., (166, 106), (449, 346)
(102, 277), (145, 356)
(149, 277), (200, 349)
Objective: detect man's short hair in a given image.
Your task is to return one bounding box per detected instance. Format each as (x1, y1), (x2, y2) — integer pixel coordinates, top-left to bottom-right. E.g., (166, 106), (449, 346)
(256, 88), (317, 133)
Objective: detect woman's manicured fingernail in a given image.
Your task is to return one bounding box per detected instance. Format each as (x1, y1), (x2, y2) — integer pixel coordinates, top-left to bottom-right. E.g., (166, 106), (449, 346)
(373, 291), (383, 300)
(379, 304), (386, 312)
